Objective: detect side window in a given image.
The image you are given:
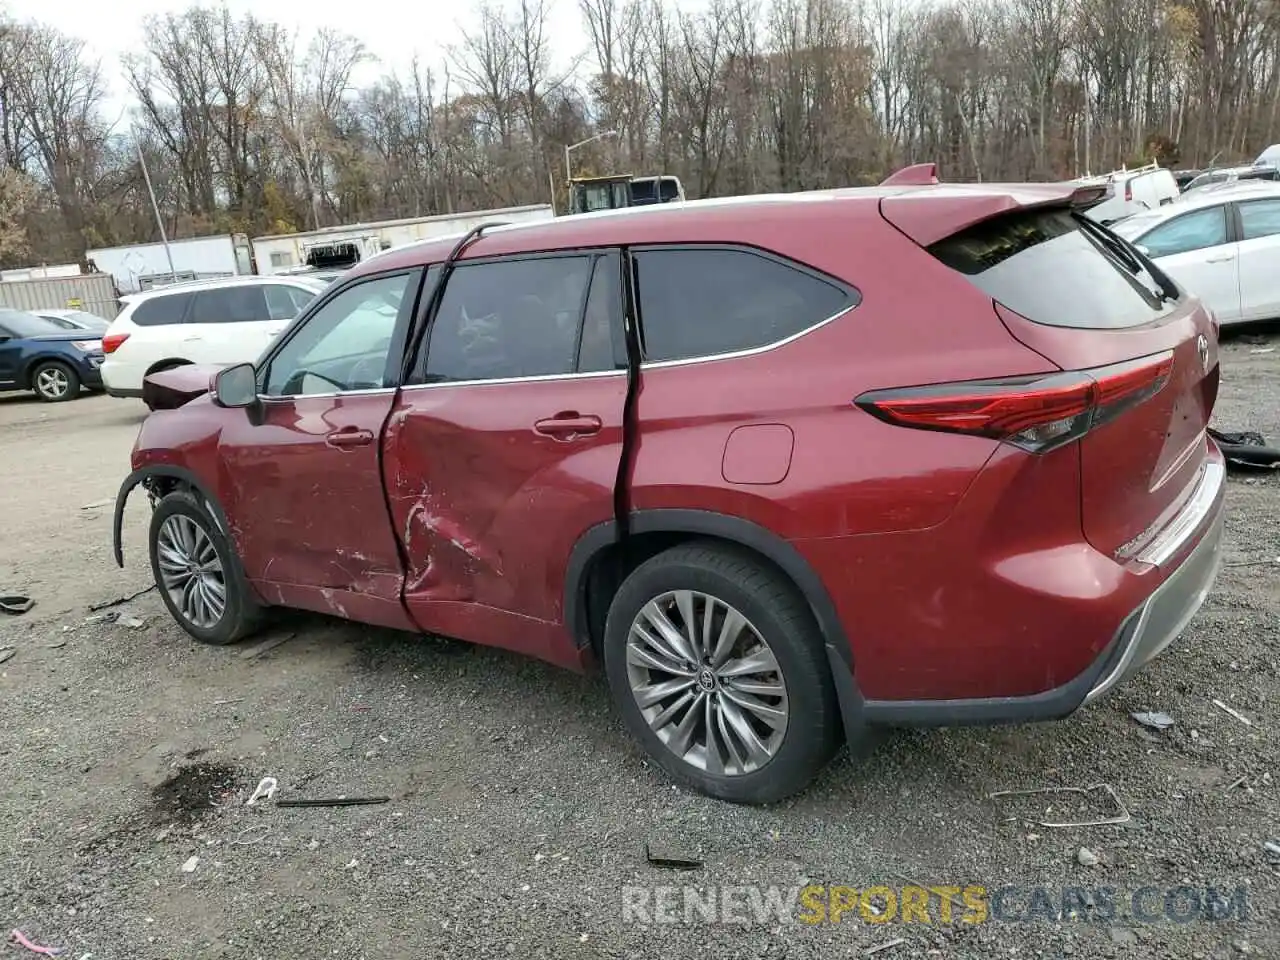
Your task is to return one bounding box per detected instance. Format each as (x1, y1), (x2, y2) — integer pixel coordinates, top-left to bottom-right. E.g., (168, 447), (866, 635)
(631, 247), (854, 362)
(130, 292), (195, 327)
(264, 272), (418, 397)
(1239, 199), (1280, 241)
(264, 285), (310, 321)
(190, 286), (270, 325)
(1138, 207), (1228, 258)
(422, 256), (593, 383)
(286, 287), (317, 312)
(577, 255), (624, 374)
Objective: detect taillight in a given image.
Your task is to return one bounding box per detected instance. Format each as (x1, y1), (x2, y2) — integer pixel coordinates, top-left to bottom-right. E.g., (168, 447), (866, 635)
(102, 332), (129, 354)
(1124, 180), (1133, 202)
(855, 351), (1174, 454)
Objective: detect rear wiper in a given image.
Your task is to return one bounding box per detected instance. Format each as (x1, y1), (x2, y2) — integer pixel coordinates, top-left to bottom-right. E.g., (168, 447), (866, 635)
(1072, 212), (1179, 303)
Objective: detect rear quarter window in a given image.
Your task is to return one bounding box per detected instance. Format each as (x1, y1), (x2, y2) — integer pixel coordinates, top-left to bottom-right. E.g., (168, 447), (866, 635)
(927, 207), (1178, 330)
(631, 246), (857, 362)
(130, 292), (195, 327)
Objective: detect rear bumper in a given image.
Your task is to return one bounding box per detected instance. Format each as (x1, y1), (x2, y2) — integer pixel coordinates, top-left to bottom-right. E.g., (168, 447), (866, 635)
(841, 448), (1226, 731)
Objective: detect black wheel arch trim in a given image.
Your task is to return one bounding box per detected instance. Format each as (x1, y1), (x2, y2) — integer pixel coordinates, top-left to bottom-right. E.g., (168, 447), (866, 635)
(564, 508), (854, 666)
(112, 465), (234, 569)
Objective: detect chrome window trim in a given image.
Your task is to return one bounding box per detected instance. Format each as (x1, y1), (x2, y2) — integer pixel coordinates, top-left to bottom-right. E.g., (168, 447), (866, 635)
(399, 368), (627, 393)
(640, 304), (857, 370)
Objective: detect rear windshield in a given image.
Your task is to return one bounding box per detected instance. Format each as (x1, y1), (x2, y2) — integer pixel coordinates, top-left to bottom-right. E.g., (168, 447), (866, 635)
(927, 207), (1179, 329)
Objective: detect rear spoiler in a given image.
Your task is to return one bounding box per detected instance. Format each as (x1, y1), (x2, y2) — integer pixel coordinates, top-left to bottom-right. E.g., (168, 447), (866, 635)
(877, 161), (1120, 246)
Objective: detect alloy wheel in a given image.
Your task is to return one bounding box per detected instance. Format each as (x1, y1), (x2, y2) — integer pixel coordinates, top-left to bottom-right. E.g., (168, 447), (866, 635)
(35, 366), (69, 400)
(625, 590), (789, 776)
(156, 514), (226, 629)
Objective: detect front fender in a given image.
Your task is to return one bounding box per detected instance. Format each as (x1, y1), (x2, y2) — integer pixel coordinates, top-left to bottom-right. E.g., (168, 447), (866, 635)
(112, 465), (234, 567)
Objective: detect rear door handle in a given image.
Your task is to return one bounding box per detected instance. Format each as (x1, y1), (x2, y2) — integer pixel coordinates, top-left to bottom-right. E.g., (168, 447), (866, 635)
(182, 336), (202, 342)
(326, 428), (375, 448)
(1206, 254), (1235, 263)
(533, 414), (603, 440)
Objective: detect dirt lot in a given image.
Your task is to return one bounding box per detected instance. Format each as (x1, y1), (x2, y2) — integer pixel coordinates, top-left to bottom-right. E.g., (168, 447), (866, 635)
(1, 331), (1278, 960)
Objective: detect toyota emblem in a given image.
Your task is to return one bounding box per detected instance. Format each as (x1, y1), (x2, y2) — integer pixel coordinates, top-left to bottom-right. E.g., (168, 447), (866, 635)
(1196, 334), (1210, 372)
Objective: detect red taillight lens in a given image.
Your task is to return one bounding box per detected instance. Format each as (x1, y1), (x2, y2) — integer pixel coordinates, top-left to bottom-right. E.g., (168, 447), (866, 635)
(102, 332), (129, 354)
(855, 351), (1174, 454)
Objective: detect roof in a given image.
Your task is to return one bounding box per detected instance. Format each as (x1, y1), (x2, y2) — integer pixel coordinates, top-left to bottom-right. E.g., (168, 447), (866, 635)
(347, 181), (1092, 279)
(119, 273), (329, 302)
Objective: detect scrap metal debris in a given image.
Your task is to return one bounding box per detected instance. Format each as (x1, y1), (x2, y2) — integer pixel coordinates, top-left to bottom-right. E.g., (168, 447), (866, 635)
(1208, 427), (1280, 471)
(230, 824), (270, 845)
(83, 612), (119, 625)
(0, 596), (34, 616)
(988, 783), (1131, 828)
(0, 649), (14, 665)
(1263, 840), (1280, 858)
(1211, 699), (1253, 727)
(1131, 711), (1175, 731)
(8, 929), (63, 956)
(87, 585), (154, 612)
(276, 796), (390, 808)
(643, 843), (703, 870)
(80, 498), (112, 510)
(180, 855), (199, 873)
(1224, 775), (1248, 792)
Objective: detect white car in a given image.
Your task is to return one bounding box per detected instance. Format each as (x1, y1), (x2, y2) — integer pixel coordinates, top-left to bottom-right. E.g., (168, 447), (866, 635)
(101, 275), (328, 401)
(1111, 180), (1280, 327)
(1076, 163), (1181, 225)
(33, 308), (111, 333)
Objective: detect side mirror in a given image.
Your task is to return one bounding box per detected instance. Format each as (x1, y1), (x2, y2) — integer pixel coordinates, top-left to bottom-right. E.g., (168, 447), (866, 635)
(212, 363), (258, 408)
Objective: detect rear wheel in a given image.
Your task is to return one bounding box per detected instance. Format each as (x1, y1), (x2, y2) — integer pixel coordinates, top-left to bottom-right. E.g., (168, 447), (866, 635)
(602, 542), (842, 804)
(31, 361), (79, 402)
(148, 490), (263, 645)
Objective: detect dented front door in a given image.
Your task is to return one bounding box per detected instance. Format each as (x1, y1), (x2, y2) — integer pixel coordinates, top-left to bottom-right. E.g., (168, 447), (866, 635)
(383, 250), (628, 666)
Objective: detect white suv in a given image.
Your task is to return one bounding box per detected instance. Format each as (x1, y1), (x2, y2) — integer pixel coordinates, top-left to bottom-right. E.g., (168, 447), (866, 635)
(101, 275), (330, 402)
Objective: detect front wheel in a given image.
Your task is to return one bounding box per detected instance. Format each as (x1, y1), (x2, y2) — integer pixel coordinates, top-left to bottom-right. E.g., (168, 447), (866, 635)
(31, 361), (79, 402)
(602, 541), (843, 804)
(148, 491), (263, 645)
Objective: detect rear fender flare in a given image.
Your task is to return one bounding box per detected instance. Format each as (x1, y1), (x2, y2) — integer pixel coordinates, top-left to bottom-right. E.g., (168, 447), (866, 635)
(564, 508), (854, 667)
(112, 465), (231, 568)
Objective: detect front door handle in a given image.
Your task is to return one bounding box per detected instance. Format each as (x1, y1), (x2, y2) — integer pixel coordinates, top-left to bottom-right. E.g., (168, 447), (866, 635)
(1206, 253), (1236, 263)
(326, 427), (375, 448)
(533, 413), (603, 440)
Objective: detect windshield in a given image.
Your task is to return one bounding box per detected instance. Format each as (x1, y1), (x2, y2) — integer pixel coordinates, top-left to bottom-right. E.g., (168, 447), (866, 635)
(0, 309), (67, 338)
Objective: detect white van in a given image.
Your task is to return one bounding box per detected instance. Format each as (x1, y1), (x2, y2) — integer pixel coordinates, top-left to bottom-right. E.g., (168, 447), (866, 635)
(1076, 162), (1181, 225)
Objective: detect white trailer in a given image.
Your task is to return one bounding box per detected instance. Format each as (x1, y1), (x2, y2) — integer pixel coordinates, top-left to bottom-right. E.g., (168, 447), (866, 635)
(250, 204), (556, 275)
(87, 234), (254, 294)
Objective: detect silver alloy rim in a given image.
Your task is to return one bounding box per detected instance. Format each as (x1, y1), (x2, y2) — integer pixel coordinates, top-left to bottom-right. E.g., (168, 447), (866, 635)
(156, 514), (226, 629)
(35, 366), (69, 399)
(625, 590), (789, 776)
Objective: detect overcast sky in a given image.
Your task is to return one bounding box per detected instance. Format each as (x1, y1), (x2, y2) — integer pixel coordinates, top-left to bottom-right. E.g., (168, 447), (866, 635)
(5, 0), (591, 113)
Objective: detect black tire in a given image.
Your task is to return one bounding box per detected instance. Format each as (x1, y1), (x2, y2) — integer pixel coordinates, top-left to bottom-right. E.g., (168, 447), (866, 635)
(148, 490), (264, 646)
(30, 361), (80, 402)
(602, 541), (843, 804)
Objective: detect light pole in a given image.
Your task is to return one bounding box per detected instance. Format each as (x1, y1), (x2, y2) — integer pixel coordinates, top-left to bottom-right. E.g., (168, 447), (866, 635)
(565, 129), (619, 186)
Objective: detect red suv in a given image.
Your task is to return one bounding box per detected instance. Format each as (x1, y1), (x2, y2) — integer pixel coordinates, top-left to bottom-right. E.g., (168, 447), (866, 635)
(113, 168), (1226, 804)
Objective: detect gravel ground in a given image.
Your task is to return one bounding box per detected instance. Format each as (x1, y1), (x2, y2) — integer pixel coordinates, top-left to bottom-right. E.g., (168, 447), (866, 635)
(1, 329), (1278, 960)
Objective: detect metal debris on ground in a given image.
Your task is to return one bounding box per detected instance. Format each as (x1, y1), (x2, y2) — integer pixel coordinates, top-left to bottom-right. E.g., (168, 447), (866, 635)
(180, 855), (199, 873)
(0, 596), (35, 615)
(230, 824), (270, 845)
(1224, 775), (1248, 792)
(865, 938), (907, 956)
(1131, 711), (1175, 731)
(238, 633), (295, 660)
(212, 698), (244, 706)
(643, 843), (703, 870)
(122, 617), (147, 629)
(46, 639), (67, 649)
(1251, 347), (1276, 354)
(245, 777), (278, 806)
(1208, 427), (1280, 471)
(0, 649), (15, 665)
(7, 929), (63, 956)
(1224, 558), (1280, 568)
(83, 611), (119, 625)
(80, 498), (112, 510)
(276, 796), (390, 808)
(1211, 699), (1253, 727)
(87, 584), (155, 612)
(1263, 840), (1280, 857)
(987, 783), (1131, 828)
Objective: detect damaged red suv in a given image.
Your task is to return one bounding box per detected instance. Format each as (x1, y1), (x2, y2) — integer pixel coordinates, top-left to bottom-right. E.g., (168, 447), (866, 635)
(113, 166), (1226, 804)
